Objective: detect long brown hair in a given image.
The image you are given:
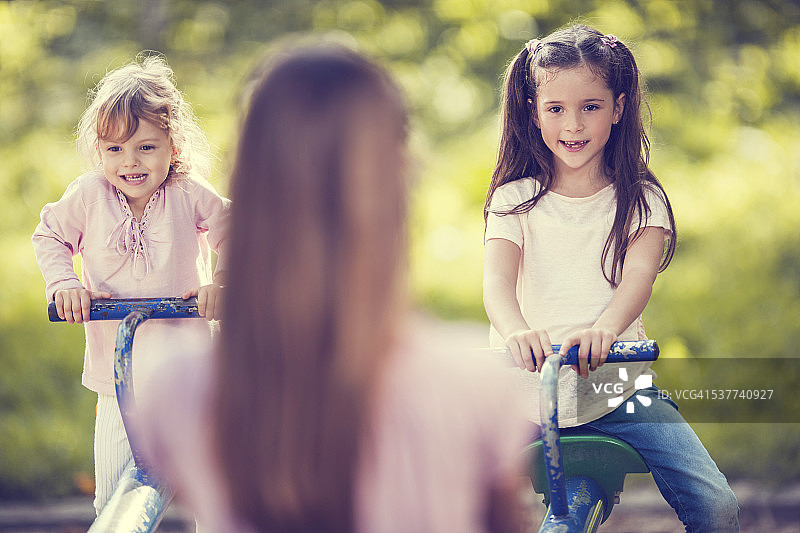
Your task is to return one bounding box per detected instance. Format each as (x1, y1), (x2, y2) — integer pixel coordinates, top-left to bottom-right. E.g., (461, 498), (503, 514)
(214, 43), (408, 532)
(485, 25), (676, 285)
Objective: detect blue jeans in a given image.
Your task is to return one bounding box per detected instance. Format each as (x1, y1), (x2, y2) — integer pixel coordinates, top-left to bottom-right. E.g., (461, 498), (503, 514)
(568, 386), (740, 532)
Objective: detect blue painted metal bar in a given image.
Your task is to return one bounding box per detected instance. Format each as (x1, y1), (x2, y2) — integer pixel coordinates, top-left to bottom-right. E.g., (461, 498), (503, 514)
(538, 340), (658, 523)
(114, 310), (151, 468)
(48, 297), (201, 322)
(47, 298), (201, 530)
(88, 463), (172, 533)
(539, 354), (568, 516)
(551, 340), (659, 366)
(493, 340), (659, 369)
(87, 302), (178, 532)
(538, 476), (606, 533)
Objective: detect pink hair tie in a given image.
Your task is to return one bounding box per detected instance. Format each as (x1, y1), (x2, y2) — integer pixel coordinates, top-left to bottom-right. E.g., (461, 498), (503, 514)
(525, 39), (543, 55)
(600, 34), (619, 48)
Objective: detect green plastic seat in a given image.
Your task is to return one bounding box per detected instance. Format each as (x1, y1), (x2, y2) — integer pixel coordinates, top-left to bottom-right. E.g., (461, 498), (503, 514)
(526, 430), (649, 522)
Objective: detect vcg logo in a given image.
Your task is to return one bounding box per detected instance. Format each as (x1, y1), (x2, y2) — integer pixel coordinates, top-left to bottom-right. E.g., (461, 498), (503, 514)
(592, 368), (653, 413)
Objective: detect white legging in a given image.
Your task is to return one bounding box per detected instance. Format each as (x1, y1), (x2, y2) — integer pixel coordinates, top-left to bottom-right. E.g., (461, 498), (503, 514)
(93, 393), (134, 515)
(93, 394), (202, 531)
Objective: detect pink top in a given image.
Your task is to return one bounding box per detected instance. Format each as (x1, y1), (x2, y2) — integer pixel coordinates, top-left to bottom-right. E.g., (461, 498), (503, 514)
(32, 170), (230, 395)
(135, 319), (531, 533)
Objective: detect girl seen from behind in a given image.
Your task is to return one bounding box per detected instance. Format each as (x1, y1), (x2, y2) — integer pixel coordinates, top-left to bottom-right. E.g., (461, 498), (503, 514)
(32, 54), (229, 514)
(136, 43), (529, 533)
(483, 24), (739, 531)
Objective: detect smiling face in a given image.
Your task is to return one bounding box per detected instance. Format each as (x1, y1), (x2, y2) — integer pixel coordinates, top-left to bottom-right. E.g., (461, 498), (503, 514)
(98, 119), (173, 218)
(534, 64), (625, 190)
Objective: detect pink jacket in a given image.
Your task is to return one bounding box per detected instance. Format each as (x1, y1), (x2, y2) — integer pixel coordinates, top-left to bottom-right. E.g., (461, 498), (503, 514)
(32, 170), (230, 395)
(135, 319), (531, 532)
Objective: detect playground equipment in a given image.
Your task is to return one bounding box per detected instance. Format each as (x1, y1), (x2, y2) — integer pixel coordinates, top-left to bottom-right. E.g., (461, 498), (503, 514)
(50, 298), (658, 532)
(525, 340), (659, 532)
(49, 297), (201, 532)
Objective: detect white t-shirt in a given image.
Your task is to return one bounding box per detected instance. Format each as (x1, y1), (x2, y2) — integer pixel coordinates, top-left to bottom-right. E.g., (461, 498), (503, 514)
(485, 177), (672, 426)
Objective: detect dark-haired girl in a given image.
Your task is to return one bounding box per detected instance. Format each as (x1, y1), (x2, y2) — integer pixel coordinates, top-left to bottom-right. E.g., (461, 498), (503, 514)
(483, 24), (738, 531)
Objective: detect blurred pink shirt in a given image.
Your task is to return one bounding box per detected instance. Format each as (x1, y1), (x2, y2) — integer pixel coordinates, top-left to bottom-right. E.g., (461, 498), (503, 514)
(32, 170), (230, 395)
(135, 319), (531, 533)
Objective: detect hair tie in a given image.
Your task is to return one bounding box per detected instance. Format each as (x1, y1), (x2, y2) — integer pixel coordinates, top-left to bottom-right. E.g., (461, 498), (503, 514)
(600, 34), (619, 48)
(525, 38), (543, 55)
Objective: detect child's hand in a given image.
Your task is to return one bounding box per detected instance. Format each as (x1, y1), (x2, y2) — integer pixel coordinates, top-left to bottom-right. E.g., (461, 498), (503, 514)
(182, 284), (224, 321)
(559, 328), (618, 379)
(505, 329), (554, 372)
(53, 288), (112, 324)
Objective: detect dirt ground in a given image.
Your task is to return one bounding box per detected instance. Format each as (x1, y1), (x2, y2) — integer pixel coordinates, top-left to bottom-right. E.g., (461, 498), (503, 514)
(522, 475), (800, 533)
(0, 478), (798, 533)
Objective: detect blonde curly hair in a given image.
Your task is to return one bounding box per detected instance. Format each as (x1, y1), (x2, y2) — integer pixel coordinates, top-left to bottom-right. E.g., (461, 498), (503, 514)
(77, 52), (211, 179)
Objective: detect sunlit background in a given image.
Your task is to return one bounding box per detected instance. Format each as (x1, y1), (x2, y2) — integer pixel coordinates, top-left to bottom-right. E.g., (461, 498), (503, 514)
(1, 0), (799, 499)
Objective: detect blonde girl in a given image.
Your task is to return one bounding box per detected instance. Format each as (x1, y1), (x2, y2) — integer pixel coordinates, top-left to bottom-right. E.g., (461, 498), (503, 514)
(32, 53), (229, 513)
(483, 25), (738, 531)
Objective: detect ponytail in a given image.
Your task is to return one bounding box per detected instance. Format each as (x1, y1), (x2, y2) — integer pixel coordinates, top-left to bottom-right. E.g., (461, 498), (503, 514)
(484, 47), (552, 223)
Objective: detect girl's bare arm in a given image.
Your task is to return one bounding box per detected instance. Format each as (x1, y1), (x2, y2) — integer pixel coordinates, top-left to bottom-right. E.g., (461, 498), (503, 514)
(594, 227), (666, 334)
(561, 226), (667, 377)
(483, 238), (553, 371)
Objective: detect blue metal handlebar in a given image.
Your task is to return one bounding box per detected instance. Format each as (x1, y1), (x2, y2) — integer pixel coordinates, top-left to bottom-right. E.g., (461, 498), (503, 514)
(539, 340), (658, 525)
(551, 340), (659, 366)
(48, 297), (201, 322)
(87, 308), (173, 532)
(48, 298), (196, 531)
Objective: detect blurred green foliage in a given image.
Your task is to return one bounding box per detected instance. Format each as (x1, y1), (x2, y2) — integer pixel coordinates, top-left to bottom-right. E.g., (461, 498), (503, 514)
(1, 0), (799, 498)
